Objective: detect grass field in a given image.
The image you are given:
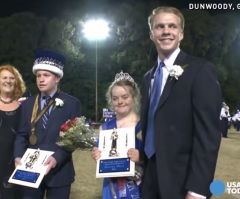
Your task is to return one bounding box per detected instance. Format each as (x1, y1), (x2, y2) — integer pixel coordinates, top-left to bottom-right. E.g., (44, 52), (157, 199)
(70, 128), (240, 199)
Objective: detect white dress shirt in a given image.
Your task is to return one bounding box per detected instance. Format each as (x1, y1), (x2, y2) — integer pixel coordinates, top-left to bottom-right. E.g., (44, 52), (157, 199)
(150, 48), (180, 95)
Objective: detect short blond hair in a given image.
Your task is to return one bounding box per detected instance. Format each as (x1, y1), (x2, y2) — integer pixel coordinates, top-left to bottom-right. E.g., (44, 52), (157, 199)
(148, 6), (185, 31)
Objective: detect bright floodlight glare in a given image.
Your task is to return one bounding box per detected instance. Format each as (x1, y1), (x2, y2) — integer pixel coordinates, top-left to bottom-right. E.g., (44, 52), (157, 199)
(83, 19), (109, 40)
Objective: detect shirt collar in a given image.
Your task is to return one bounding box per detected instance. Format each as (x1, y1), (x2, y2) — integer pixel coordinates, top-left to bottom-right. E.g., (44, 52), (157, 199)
(157, 48), (181, 69)
(41, 88), (58, 100)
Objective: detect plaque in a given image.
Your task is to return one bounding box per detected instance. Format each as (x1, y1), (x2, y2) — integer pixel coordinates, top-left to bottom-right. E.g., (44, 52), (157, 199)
(96, 127), (135, 178)
(9, 148), (54, 188)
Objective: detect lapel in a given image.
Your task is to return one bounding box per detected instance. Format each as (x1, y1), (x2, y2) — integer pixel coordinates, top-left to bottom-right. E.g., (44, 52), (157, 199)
(37, 91), (62, 132)
(146, 63), (158, 99)
(47, 92), (62, 125)
(34, 94), (46, 136)
(156, 50), (188, 110)
(36, 94), (44, 128)
(144, 63), (158, 115)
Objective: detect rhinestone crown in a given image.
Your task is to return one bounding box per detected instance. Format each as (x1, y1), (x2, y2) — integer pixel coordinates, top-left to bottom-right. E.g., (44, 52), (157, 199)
(114, 71), (134, 83)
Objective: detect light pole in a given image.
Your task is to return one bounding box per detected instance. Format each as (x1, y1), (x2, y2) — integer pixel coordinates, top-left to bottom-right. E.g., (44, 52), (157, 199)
(83, 19), (109, 122)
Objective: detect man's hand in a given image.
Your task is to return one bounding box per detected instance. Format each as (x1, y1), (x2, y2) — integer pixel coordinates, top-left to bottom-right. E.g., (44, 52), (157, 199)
(44, 156), (57, 175)
(15, 157), (22, 167)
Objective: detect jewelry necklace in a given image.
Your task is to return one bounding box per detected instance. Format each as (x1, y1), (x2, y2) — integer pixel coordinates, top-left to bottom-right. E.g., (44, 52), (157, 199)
(0, 96), (15, 104)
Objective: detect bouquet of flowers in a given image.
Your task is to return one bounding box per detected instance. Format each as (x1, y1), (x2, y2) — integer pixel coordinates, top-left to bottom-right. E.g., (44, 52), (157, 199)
(56, 116), (97, 151)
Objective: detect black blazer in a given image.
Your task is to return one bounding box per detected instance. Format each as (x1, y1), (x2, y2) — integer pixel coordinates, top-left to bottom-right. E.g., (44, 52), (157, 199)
(141, 50), (222, 198)
(14, 91), (81, 187)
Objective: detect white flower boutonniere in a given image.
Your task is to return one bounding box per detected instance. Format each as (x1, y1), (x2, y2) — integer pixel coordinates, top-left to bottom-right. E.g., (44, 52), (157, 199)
(168, 65), (187, 80)
(55, 98), (64, 107)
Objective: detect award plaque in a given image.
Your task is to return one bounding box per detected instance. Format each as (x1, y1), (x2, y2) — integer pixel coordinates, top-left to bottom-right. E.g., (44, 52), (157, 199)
(9, 148), (54, 188)
(96, 127), (135, 178)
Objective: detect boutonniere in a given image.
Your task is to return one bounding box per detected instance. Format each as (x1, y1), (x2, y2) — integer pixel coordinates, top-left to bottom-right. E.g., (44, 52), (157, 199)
(18, 97), (27, 105)
(54, 98), (64, 109)
(168, 64), (187, 80)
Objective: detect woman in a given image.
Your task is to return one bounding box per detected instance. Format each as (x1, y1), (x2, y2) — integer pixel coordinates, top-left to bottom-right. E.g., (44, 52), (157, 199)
(91, 71), (142, 199)
(0, 64), (26, 199)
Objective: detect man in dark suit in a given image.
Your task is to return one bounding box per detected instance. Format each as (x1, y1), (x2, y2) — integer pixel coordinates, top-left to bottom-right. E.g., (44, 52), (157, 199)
(14, 50), (81, 199)
(140, 6), (222, 199)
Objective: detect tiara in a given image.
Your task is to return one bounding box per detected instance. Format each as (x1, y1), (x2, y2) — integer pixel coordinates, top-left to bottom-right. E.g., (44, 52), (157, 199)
(114, 71), (134, 83)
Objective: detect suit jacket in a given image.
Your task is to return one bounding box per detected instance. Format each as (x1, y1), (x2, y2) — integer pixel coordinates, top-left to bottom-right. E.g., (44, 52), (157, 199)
(141, 50), (222, 198)
(14, 91), (81, 187)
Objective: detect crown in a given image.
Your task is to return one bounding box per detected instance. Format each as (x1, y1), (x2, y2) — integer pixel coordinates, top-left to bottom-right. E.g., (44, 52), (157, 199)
(114, 71), (134, 83)
(32, 50), (65, 78)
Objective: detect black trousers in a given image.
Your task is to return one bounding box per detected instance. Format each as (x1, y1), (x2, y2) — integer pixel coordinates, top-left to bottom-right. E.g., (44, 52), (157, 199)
(21, 182), (71, 199)
(221, 118), (229, 137)
(141, 155), (161, 199)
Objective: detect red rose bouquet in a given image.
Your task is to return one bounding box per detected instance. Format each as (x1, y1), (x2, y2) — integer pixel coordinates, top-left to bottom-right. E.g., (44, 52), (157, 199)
(56, 116), (97, 151)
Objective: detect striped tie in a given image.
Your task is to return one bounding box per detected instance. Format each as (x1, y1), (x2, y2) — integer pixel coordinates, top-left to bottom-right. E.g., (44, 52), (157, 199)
(42, 96), (51, 129)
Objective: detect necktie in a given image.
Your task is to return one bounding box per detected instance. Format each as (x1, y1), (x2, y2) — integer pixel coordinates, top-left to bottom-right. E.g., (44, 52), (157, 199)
(144, 61), (164, 158)
(42, 96), (51, 129)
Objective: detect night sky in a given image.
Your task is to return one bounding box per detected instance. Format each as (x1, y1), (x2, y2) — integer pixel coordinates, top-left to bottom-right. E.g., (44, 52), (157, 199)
(1, 0), (239, 18)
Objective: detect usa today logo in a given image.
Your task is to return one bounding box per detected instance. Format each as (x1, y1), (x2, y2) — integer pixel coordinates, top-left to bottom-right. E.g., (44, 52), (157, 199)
(210, 180), (240, 196)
